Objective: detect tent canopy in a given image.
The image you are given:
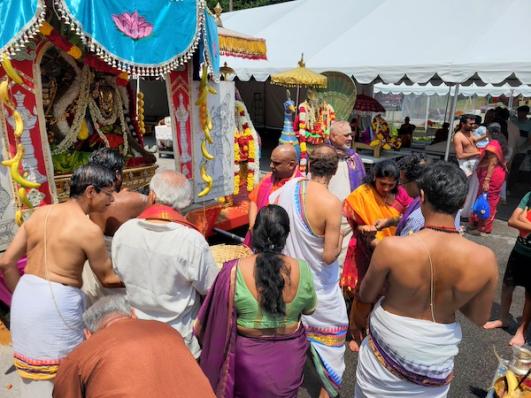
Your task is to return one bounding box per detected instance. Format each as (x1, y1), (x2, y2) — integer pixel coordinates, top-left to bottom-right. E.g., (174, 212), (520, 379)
(221, 0), (531, 85)
(374, 83), (531, 97)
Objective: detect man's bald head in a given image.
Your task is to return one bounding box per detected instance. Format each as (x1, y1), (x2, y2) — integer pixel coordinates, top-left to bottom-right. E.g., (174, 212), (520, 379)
(270, 144), (297, 180)
(272, 144), (297, 161)
(329, 120), (353, 150)
(149, 170), (192, 210)
(309, 145), (339, 178)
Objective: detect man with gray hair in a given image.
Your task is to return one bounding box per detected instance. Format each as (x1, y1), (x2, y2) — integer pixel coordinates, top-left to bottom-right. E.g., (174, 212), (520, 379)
(327, 120), (365, 268)
(53, 295), (215, 397)
(111, 170), (218, 358)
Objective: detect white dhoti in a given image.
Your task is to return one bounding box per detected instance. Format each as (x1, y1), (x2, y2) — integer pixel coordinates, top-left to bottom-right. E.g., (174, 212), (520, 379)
(11, 274), (85, 383)
(458, 158), (480, 218)
(81, 236), (125, 306)
(271, 179), (348, 397)
(355, 299), (462, 398)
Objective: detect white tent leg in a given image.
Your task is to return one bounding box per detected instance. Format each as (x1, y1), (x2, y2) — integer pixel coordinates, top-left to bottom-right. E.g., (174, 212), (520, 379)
(424, 95), (431, 134)
(508, 89), (515, 111)
(444, 84), (460, 161)
(443, 86), (452, 123)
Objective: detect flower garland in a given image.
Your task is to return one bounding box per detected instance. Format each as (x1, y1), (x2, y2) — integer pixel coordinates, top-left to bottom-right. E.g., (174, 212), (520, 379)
(54, 57), (82, 135)
(52, 65), (91, 154)
(39, 21), (129, 86)
(39, 21), (83, 60)
(233, 122), (256, 195)
(233, 129), (241, 195)
(246, 125), (256, 192)
(298, 133), (307, 173)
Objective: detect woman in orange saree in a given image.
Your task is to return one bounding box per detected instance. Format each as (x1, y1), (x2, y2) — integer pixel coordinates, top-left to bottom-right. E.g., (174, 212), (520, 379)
(340, 160), (410, 352)
(341, 160), (410, 294)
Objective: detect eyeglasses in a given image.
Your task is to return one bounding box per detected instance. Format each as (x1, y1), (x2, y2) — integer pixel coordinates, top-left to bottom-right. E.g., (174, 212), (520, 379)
(98, 188), (115, 197)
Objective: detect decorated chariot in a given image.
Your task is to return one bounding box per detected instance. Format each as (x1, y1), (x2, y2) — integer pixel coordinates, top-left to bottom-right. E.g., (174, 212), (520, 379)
(0, 0), (265, 250)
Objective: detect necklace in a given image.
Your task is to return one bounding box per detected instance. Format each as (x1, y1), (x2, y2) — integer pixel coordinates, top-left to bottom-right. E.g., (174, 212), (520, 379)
(422, 224), (460, 234)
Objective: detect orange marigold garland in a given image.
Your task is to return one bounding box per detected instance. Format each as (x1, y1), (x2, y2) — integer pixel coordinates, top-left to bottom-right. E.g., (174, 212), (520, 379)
(39, 21), (129, 86)
(233, 129), (241, 195)
(233, 122), (256, 195)
(39, 22), (83, 60)
(246, 129), (255, 192)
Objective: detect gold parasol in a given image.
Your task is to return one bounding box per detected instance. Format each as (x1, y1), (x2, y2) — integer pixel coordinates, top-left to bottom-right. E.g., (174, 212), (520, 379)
(214, 3), (268, 60)
(220, 62), (235, 79)
(271, 54), (327, 88)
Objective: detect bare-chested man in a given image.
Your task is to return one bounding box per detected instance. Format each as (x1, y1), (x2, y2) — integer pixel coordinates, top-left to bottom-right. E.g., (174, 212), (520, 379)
(83, 148), (149, 303)
(353, 161), (498, 398)
(88, 148), (149, 238)
(0, 164), (122, 397)
(453, 114), (481, 219)
(271, 145), (346, 398)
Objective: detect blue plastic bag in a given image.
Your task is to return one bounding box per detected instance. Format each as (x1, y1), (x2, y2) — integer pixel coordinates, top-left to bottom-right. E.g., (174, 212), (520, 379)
(473, 193), (491, 220)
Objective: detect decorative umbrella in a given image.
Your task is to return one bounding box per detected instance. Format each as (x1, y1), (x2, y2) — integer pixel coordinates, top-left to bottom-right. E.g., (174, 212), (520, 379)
(271, 54), (327, 104)
(271, 54), (327, 88)
(220, 62), (235, 79)
(354, 94), (386, 113)
(214, 3), (267, 60)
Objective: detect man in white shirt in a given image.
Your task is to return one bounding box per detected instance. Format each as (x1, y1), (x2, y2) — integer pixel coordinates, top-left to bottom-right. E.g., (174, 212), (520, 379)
(112, 170), (218, 358)
(327, 121), (366, 268)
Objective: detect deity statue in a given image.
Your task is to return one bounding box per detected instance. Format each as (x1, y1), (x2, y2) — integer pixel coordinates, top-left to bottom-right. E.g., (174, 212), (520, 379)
(278, 90), (300, 160)
(297, 89), (335, 147)
(96, 83), (116, 120)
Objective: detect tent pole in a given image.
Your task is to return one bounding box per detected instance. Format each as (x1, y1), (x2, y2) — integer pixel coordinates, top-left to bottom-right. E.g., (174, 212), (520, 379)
(296, 85), (300, 106)
(508, 89), (515, 111)
(424, 95), (431, 135)
(444, 84), (460, 161)
(443, 86), (452, 123)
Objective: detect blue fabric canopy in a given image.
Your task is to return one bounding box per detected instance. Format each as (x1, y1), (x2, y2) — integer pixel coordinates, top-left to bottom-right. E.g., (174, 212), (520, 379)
(0, 0), (45, 56)
(0, 0), (220, 76)
(56, 0), (219, 75)
(202, 11), (221, 79)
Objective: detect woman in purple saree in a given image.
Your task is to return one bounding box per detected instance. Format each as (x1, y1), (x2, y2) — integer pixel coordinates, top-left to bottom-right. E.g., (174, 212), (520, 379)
(195, 205), (317, 398)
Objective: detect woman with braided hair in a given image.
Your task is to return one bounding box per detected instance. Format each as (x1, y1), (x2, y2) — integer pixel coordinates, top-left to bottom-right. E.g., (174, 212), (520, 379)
(195, 205), (317, 398)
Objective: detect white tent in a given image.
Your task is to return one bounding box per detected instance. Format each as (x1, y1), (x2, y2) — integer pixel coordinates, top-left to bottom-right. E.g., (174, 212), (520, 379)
(374, 83), (531, 97)
(221, 0), (531, 85)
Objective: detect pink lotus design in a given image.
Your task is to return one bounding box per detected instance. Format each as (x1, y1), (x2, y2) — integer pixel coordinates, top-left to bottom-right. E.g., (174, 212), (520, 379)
(112, 11), (153, 40)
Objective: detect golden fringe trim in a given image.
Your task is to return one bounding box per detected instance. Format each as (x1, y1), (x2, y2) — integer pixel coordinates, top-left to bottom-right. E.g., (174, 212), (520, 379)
(219, 35), (267, 60)
(13, 358), (59, 381)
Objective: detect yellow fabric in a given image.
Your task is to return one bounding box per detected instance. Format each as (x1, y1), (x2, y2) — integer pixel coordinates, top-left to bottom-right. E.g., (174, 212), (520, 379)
(13, 357), (58, 380)
(344, 184), (400, 240)
(218, 35), (267, 59)
(271, 59), (327, 88)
